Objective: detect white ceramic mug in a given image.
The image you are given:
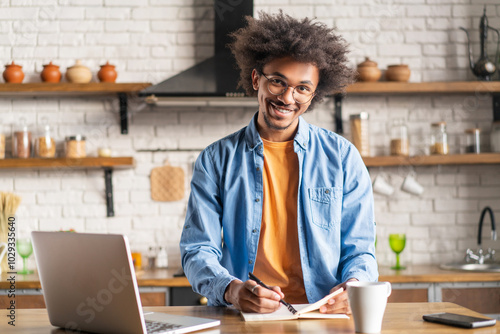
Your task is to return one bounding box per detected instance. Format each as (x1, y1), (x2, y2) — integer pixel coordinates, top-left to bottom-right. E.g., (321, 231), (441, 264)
(347, 281), (392, 333)
(401, 174), (424, 195)
(372, 175), (394, 196)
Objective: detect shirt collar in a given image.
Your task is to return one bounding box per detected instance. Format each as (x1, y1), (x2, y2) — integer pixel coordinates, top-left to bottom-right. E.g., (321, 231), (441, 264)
(245, 112), (310, 151)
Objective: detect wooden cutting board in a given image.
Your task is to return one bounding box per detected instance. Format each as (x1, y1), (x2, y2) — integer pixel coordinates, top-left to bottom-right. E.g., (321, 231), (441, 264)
(150, 165), (185, 201)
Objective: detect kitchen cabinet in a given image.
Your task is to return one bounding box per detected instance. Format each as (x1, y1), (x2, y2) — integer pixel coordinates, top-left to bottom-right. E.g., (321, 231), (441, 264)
(0, 82), (151, 135)
(0, 157), (135, 217)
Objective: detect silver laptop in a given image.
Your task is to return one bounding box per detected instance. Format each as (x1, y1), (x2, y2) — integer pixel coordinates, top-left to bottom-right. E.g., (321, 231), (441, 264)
(32, 231), (220, 334)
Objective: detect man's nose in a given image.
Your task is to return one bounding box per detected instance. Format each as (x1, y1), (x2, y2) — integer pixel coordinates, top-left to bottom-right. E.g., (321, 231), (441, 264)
(278, 86), (295, 105)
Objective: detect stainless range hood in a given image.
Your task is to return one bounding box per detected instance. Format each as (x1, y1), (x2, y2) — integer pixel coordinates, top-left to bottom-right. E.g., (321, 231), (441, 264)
(140, 1), (257, 106)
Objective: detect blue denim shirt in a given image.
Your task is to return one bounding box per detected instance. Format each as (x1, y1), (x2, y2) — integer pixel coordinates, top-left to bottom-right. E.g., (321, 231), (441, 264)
(180, 113), (378, 306)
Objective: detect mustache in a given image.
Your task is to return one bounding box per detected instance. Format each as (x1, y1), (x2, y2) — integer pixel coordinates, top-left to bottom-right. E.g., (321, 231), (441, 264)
(268, 99), (298, 110)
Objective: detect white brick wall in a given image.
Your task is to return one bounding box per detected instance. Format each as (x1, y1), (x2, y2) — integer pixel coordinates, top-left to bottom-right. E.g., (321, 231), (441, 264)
(1, 1), (499, 270)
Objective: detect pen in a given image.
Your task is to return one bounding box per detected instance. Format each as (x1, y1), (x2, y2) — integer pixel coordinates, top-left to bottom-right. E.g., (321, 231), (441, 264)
(248, 272), (298, 314)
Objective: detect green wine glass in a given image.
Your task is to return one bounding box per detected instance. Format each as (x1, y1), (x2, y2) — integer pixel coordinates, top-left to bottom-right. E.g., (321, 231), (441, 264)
(17, 238), (34, 275)
(389, 233), (406, 270)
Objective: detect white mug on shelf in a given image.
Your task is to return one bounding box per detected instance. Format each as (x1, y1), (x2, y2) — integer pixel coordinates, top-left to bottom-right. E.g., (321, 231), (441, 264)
(347, 281), (392, 333)
(401, 174), (424, 195)
(372, 174), (394, 196)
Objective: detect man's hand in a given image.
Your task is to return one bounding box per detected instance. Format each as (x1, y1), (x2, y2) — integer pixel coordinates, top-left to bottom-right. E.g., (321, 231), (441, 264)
(224, 279), (283, 313)
(319, 278), (358, 314)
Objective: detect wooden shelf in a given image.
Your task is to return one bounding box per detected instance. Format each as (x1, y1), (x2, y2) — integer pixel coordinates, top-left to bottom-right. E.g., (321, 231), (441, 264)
(346, 81), (500, 94)
(0, 157), (134, 169)
(0, 82), (151, 95)
(363, 153), (500, 167)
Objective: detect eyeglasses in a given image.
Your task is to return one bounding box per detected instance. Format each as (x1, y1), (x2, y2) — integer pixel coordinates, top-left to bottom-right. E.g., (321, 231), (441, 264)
(260, 72), (316, 104)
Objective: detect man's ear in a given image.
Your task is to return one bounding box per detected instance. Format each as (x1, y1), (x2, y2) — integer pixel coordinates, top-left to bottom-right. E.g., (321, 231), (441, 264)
(251, 69), (259, 90)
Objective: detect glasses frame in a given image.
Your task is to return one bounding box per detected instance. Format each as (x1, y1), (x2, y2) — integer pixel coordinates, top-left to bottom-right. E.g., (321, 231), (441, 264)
(260, 72), (316, 105)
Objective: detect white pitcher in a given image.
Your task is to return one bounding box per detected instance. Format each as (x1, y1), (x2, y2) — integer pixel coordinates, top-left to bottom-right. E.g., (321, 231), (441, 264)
(0, 242), (7, 275)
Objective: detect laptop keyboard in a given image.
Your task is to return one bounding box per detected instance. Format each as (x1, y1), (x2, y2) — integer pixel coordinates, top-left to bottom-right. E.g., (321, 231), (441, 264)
(145, 320), (183, 334)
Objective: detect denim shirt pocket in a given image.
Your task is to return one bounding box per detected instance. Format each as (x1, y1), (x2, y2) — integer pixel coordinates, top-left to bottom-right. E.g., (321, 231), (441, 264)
(308, 187), (342, 230)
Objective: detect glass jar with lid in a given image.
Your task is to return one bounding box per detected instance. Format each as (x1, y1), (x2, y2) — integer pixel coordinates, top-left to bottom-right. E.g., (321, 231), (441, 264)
(349, 112), (370, 157)
(390, 118), (409, 156)
(12, 119), (32, 158)
(0, 123), (5, 159)
(34, 124), (56, 158)
(491, 121), (500, 153)
(65, 135), (86, 158)
(464, 128), (481, 154)
(430, 122), (449, 155)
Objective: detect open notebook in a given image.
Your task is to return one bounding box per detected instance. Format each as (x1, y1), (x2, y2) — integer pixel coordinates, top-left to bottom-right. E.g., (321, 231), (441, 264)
(241, 289), (350, 322)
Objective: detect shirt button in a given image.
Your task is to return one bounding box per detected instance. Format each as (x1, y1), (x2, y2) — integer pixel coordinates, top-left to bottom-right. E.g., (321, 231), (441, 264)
(255, 198), (260, 202)
(252, 229), (258, 233)
(325, 190), (330, 194)
(256, 167), (260, 171)
(248, 260), (253, 264)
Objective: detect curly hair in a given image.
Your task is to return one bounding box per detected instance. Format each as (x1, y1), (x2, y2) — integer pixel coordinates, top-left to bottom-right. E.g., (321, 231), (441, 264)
(229, 10), (354, 110)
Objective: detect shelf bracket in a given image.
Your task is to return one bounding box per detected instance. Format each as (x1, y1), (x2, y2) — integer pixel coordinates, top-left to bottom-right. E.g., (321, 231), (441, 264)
(118, 93), (128, 135)
(493, 94), (500, 121)
(104, 167), (115, 217)
(334, 94), (343, 134)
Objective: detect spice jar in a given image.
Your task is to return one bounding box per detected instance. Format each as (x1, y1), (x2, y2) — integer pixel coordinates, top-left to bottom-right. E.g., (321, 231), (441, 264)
(491, 121), (500, 153)
(34, 124), (56, 158)
(430, 122), (449, 155)
(350, 112), (370, 157)
(0, 125), (5, 159)
(65, 135), (86, 158)
(465, 128), (481, 154)
(390, 119), (409, 156)
(12, 122), (32, 158)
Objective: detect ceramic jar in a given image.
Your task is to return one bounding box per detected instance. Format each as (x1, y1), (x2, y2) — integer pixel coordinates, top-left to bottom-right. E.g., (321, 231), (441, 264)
(97, 61), (117, 83)
(386, 64), (411, 82)
(65, 60), (92, 83)
(3, 62), (24, 83)
(356, 57), (381, 82)
(41, 61), (61, 83)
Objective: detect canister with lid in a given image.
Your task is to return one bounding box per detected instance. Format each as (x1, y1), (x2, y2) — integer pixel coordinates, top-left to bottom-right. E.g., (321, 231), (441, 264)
(12, 121), (32, 158)
(390, 119), (409, 156)
(350, 112), (370, 157)
(34, 124), (56, 158)
(65, 135), (86, 158)
(430, 122), (449, 155)
(0, 124), (5, 159)
(465, 128), (481, 154)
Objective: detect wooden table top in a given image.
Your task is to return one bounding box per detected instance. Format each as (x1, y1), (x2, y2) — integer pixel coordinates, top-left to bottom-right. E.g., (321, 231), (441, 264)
(1, 303), (498, 333)
(2, 265), (499, 289)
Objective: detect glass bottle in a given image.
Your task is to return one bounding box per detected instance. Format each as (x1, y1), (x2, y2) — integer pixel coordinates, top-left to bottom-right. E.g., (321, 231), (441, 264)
(491, 121), (500, 153)
(34, 124), (56, 158)
(430, 122), (449, 155)
(12, 120), (32, 159)
(64, 135), (86, 158)
(390, 119), (409, 156)
(465, 128), (481, 154)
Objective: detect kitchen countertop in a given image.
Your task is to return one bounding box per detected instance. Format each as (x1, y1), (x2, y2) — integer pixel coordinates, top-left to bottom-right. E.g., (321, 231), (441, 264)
(1, 265), (500, 290)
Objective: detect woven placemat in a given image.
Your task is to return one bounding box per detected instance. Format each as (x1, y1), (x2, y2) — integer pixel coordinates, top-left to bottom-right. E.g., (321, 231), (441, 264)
(150, 165), (185, 201)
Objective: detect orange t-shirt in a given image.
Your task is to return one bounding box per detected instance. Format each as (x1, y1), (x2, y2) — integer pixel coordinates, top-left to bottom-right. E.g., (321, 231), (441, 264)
(252, 138), (307, 304)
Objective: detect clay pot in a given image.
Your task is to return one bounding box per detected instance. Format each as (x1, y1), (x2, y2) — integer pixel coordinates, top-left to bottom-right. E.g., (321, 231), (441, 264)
(41, 61), (61, 83)
(65, 60), (92, 83)
(3, 62), (24, 83)
(356, 57), (381, 82)
(97, 61), (117, 83)
(386, 64), (411, 82)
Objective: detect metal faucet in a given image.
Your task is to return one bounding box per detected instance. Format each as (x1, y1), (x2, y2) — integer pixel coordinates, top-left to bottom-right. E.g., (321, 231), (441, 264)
(465, 206), (496, 264)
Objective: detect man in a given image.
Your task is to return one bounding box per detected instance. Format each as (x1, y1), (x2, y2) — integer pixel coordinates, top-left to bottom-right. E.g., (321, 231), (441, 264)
(180, 11), (377, 314)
